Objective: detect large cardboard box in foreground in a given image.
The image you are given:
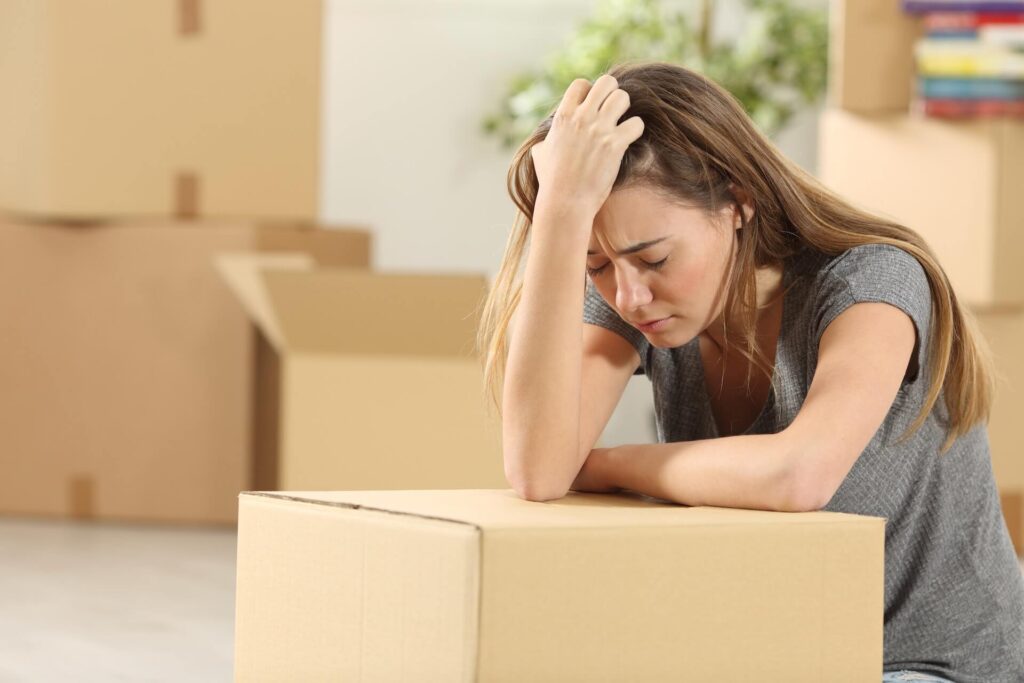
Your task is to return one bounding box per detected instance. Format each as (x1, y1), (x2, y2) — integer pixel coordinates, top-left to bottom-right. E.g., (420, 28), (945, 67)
(0, 0), (320, 219)
(819, 109), (1024, 307)
(0, 217), (368, 523)
(234, 489), (885, 681)
(216, 256), (505, 492)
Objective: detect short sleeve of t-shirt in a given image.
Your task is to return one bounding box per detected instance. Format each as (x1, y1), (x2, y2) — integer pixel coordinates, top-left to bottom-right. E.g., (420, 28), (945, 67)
(811, 243), (933, 386)
(582, 278), (650, 376)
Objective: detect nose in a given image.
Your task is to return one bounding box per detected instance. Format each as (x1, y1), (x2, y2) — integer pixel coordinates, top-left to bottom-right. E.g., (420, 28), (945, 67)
(614, 265), (654, 314)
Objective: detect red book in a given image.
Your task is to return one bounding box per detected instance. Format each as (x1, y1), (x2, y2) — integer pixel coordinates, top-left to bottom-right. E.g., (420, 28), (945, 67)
(925, 12), (1024, 31)
(919, 97), (1024, 116)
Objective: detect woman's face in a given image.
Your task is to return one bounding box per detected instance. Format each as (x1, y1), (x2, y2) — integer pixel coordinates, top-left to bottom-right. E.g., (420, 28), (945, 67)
(586, 184), (741, 349)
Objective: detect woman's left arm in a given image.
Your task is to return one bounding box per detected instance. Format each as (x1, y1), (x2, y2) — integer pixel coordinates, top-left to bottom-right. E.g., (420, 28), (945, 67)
(573, 434), (802, 511)
(575, 301), (917, 512)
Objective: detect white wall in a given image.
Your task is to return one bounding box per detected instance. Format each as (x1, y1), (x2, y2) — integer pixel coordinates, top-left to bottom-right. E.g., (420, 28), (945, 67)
(320, 0), (826, 447)
(321, 0), (595, 276)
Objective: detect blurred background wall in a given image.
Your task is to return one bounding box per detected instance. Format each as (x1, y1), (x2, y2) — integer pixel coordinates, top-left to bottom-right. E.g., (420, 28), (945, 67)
(319, 0), (827, 447)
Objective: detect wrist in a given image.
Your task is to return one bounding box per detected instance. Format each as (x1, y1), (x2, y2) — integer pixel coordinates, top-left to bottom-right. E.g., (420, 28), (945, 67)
(534, 192), (599, 227)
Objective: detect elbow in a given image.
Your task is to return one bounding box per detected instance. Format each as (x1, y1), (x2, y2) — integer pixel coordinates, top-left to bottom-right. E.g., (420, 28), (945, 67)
(504, 452), (570, 503)
(776, 429), (828, 513)
(512, 481), (567, 503)
(780, 465), (829, 513)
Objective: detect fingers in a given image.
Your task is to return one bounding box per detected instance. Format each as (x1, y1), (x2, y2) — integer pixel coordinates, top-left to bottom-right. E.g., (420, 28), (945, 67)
(596, 87), (643, 149)
(554, 78), (592, 121)
(551, 74), (645, 149)
(597, 88), (630, 126)
(576, 74), (620, 119)
(617, 116), (645, 146)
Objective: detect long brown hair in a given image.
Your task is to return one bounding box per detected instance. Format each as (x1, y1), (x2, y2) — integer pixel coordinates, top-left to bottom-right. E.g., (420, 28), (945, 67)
(476, 60), (994, 453)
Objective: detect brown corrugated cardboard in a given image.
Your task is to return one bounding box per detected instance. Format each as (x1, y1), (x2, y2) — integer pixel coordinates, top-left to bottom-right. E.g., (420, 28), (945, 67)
(828, 0), (922, 112)
(976, 307), (1024, 556)
(215, 256), (505, 492)
(0, 217), (368, 523)
(819, 109), (1024, 307)
(234, 489), (885, 681)
(0, 0), (321, 220)
(1003, 492), (1022, 558)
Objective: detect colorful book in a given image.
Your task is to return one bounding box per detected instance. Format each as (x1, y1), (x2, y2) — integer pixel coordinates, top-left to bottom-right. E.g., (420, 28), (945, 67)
(919, 75), (1024, 98)
(925, 30), (981, 38)
(918, 97), (1024, 115)
(916, 39), (1024, 77)
(979, 23), (1024, 47)
(905, 1), (1024, 12)
(924, 11), (1024, 30)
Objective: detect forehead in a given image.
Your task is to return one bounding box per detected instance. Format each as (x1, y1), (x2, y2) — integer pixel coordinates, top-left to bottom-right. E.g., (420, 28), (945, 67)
(588, 185), (709, 254)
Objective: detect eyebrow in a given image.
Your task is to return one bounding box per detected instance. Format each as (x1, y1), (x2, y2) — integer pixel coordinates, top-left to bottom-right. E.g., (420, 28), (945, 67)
(587, 236), (669, 257)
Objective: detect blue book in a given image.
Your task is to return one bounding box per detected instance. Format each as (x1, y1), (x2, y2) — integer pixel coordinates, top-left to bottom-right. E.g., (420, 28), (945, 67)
(926, 30), (981, 38)
(919, 76), (1024, 99)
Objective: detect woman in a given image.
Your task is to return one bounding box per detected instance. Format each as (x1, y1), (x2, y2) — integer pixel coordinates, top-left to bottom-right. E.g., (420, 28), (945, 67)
(477, 61), (1024, 682)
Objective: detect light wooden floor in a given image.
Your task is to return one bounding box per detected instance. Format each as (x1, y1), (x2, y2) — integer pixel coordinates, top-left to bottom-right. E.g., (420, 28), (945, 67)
(0, 517), (236, 682)
(0, 517), (1021, 682)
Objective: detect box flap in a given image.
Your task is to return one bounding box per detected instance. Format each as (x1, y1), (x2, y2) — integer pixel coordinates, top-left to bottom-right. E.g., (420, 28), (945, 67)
(260, 269), (487, 356)
(244, 490), (885, 532)
(214, 252), (315, 351)
(252, 222), (372, 268)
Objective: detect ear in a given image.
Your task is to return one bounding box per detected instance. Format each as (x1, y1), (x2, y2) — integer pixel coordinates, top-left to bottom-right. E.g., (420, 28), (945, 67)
(729, 185), (755, 229)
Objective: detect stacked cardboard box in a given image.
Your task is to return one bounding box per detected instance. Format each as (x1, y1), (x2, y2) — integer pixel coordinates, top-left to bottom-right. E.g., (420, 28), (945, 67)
(0, 217), (370, 523)
(234, 489), (885, 681)
(0, 0), (321, 220)
(822, 0), (1024, 555)
(0, 0), (505, 524)
(819, 110), (1024, 306)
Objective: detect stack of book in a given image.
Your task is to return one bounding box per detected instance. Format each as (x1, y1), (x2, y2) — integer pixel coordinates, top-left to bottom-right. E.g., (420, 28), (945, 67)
(904, 1), (1024, 117)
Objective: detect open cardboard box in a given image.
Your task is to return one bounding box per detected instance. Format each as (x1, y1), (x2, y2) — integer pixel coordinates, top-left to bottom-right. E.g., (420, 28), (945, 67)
(0, 0), (321, 219)
(215, 255), (505, 493)
(234, 489), (885, 681)
(0, 216), (368, 523)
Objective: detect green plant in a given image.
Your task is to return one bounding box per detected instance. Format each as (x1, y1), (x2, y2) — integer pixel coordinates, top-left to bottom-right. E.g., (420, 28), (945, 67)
(482, 0), (828, 148)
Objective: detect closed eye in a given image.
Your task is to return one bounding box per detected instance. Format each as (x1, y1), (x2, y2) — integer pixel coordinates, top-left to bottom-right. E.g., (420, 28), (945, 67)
(586, 256), (668, 277)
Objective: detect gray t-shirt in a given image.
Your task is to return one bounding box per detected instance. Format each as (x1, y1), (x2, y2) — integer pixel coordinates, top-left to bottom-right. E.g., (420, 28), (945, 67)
(583, 243), (1024, 681)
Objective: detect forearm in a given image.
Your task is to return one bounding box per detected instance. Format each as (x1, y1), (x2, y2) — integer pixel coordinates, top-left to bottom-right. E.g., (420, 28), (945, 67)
(601, 431), (806, 512)
(502, 203), (593, 498)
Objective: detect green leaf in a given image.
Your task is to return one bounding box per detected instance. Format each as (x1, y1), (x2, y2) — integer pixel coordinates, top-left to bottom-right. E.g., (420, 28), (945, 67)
(481, 0), (828, 147)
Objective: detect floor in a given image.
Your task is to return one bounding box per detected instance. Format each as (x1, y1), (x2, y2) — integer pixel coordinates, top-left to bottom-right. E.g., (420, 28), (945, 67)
(0, 517), (1021, 682)
(0, 517), (236, 682)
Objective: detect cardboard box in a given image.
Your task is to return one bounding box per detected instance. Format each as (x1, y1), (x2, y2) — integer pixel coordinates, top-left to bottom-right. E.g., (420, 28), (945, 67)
(827, 0), (925, 113)
(0, 0), (321, 220)
(819, 109), (1024, 307)
(827, 0), (923, 112)
(216, 256), (505, 492)
(976, 307), (1024, 556)
(234, 489), (885, 681)
(0, 217), (368, 523)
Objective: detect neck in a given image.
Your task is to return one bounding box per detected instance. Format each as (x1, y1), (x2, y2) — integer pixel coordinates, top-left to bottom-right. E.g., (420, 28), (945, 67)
(703, 261), (784, 353)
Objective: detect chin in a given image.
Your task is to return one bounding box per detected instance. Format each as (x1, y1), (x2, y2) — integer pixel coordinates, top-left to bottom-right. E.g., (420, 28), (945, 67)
(644, 325), (694, 350)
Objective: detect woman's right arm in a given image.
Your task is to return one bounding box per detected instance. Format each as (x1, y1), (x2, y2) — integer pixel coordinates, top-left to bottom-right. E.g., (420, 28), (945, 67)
(501, 201), (593, 501)
(501, 75), (645, 501)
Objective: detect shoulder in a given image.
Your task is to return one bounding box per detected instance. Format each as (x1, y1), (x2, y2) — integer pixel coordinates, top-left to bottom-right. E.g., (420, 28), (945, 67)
(819, 243), (930, 303)
(806, 243), (933, 385)
(806, 243), (932, 326)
